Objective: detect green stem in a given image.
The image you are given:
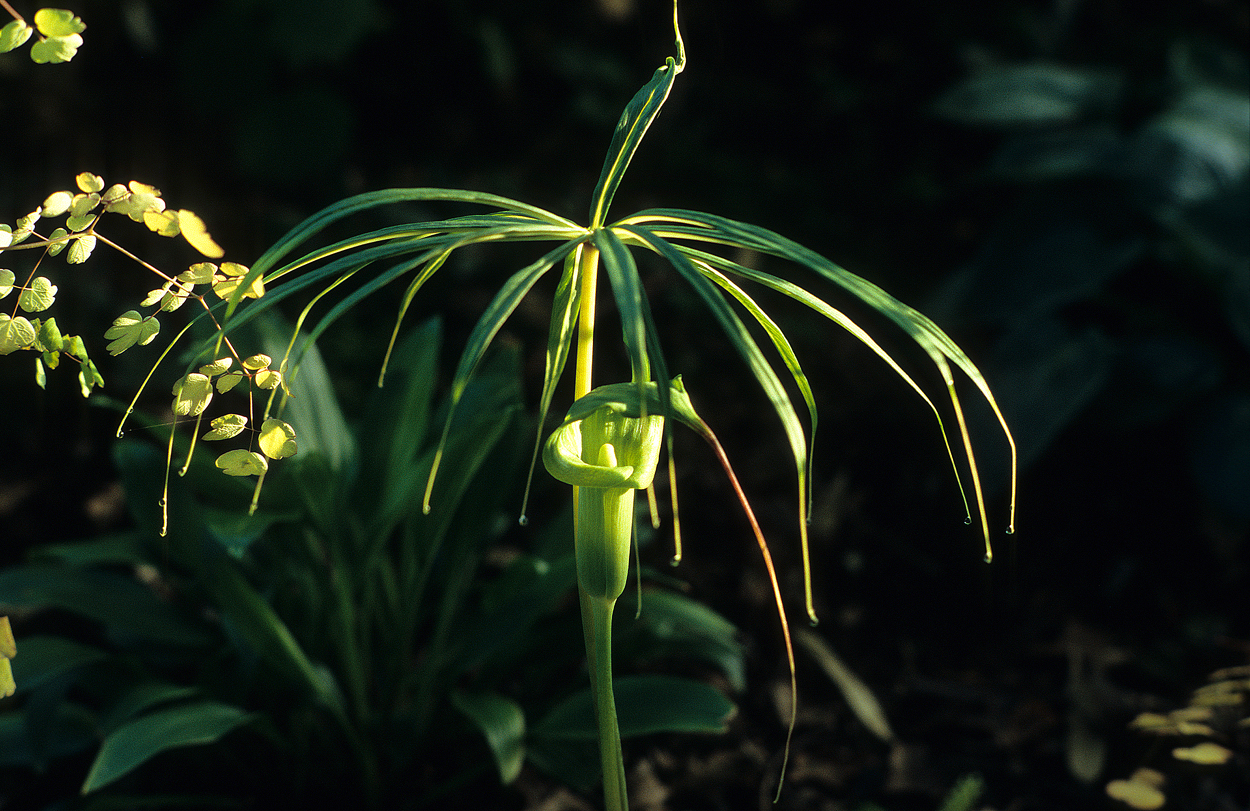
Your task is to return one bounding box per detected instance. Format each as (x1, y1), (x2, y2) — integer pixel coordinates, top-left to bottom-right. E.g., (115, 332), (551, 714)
(583, 590), (627, 811)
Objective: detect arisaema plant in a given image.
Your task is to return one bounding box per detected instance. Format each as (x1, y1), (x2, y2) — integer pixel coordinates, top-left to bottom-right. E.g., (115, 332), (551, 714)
(5, 4), (1015, 808)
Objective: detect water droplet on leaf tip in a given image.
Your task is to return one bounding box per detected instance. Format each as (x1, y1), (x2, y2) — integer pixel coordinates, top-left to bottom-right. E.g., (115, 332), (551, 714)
(668, 556), (681, 567)
(1005, 525), (1015, 535)
(517, 514), (529, 527)
(983, 553), (993, 564)
(808, 616), (820, 628)
(963, 516), (973, 525)
(157, 498), (166, 508)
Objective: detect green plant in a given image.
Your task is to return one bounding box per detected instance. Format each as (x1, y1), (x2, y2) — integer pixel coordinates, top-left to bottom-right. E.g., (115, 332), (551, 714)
(2, 3), (1017, 809)
(0, 3), (84, 63)
(0, 313), (744, 807)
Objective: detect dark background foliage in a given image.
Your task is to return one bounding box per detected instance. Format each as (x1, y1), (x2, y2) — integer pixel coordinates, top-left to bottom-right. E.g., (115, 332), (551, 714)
(2, 0), (1247, 808)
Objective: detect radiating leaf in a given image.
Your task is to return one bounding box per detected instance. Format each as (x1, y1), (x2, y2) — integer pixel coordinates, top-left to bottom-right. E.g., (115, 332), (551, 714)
(46, 227), (69, 256)
(0, 269), (15, 299)
(82, 702), (252, 793)
(179, 262), (216, 285)
(203, 414), (248, 441)
(258, 419), (296, 459)
(0, 314), (37, 354)
(103, 310), (159, 355)
(215, 449), (268, 477)
(18, 276), (57, 313)
(178, 209), (225, 258)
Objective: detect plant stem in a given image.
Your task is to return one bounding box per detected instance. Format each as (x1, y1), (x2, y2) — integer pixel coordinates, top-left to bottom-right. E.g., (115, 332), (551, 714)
(586, 592), (628, 811)
(569, 242), (630, 810)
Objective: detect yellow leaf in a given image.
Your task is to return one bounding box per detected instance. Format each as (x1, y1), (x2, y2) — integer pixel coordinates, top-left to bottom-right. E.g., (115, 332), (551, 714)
(76, 173), (104, 193)
(143, 209), (181, 237)
(1173, 742), (1233, 765)
(178, 209), (224, 258)
(1106, 776), (1165, 810)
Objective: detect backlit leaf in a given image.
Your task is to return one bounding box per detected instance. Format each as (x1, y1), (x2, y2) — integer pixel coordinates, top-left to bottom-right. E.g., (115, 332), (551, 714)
(212, 262), (263, 300)
(36, 317), (63, 352)
(203, 414), (248, 441)
(241, 353), (271, 371)
(172, 373), (213, 416)
(18, 276), (58, 313)
(143, 208), (181, 237)
(199, 357), (232, 376)
(66, 234), (97, 264)
(179, 262), (216, 285)
(31, 34), (84, 64)
(0, 225), (9, 249)
(1106, 773), (1166, 809)
(217, 371), (245, 393)
(0, 20), (33, 53)
(46, 228), (68, 256)
(178, 209), (224, 258)
(76, 173), (104, 194)
(254, 369), (282, 390)
(11, 211), (39, 244)
(1172, 741), (1233, 764)
(0, 314), (37, 354)
(33, 9), (86, 38)
(104, 311), (159, 355)
(215, 449), (268, 477)
(0, 269), (14, 299)
(43, 191), (73, 218)
(258, 419), (297, 459)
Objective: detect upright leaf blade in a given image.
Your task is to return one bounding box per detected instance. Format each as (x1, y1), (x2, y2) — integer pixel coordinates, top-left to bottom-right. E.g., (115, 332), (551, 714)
(587, 6), (685, 227)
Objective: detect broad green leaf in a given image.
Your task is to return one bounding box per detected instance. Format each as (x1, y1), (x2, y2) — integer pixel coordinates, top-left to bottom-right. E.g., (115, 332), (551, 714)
(0, 269), (15, 298)
(258, 419), (296, 459)
(66, 234), (96, 264)
(103, 310), (159, 354)
(33, 9), (86, 38)
(104, 182), (163, 221)
(30, 33), (84, 64)
(178, 209), (225, 258)
(17, 275), (57, 313)
(217, 371), (245, 393)
(1106, 771), (1166, 810)
(42, 191), (73, 217)
(1172, 742), (1233, 764)
(452, 690), (525, 784)
(79, 358), (103, 395)
(198, 357), (232, 376)
(0, 20), (33, 53)
(0, 314), (37, 354)
(213, 261), (263, 300)
(34, 356), (46, 388)
(241, 353), (271, 371)
(171, 373), (213, 416)
(215, 449), (267, 477)
(82, 702), (252, 793)
(532, 674), (735, 740)
(202, 414), (248, 441)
